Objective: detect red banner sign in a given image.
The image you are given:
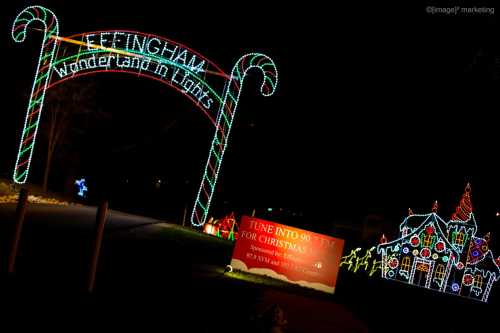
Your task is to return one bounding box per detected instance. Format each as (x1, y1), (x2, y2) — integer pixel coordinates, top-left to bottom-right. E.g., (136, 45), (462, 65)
(230, 216), (345, 293)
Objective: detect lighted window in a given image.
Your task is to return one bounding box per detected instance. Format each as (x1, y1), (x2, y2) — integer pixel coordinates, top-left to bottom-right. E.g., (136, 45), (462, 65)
(401, 257), (411, 272)
(423, 234), (433, 247)
(455, 232), (464, 246)
(434, 264), (445, 280)
(473, 274), (483, 289)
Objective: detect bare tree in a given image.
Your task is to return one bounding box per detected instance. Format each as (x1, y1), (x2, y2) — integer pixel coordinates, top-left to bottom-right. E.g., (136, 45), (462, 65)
(40, 80), (98, 192)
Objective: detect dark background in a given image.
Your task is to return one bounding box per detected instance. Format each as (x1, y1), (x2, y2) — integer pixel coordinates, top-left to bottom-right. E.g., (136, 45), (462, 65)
(1, 1), (499, 241)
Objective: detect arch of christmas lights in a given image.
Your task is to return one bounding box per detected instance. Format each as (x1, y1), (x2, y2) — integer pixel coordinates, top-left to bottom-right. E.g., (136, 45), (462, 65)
(11, 5), (278, 227)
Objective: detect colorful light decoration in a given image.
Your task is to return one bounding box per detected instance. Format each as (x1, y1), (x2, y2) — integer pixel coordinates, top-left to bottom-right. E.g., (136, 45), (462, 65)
(75, 178), (88, 197)
(10, 6), (278, 228)
(339, 247), (382, 277)
(377, 184), (500, 302)
(202, 212), (240, 241)
(216, 212), (239, 241)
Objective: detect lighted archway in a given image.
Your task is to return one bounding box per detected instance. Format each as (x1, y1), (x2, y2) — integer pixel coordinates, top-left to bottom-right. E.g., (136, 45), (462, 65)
(11, 5), (278, 227)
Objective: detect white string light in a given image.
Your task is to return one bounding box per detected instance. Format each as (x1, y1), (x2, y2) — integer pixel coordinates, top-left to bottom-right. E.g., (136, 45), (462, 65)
(377, 186), (500, 302)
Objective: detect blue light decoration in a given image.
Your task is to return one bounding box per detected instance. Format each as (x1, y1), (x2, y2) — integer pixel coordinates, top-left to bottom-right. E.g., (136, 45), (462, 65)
(377, 184), (500, 302)
(75, 178), (88, 198)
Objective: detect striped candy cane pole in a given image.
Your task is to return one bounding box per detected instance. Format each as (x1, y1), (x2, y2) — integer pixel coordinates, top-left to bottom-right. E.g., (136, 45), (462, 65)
(191, 53), (278, 227)
(11, 6), (59, 184)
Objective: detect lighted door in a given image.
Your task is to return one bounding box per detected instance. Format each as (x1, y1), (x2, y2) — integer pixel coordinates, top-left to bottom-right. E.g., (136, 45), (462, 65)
(412, 258), (434, 288)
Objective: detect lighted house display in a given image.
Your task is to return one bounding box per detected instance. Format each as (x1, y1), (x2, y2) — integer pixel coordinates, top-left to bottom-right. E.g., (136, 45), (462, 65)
(377, 184), (500, 302)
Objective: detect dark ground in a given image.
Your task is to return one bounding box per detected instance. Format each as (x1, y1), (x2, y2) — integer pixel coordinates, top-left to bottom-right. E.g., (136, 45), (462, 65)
(0, 204), (497, 332)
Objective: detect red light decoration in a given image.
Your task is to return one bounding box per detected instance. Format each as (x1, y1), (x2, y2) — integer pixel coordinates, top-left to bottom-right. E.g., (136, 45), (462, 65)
(451, 183), (473, 221)
(389, 257), (399, 269)
(463, 274), (473, 286)
(410, 235), (420, 247)
(435, 241), (445, 252)
(203, 213), (240, 241)
(216, 212), (239, 241)
(420, 248), (431, 258)
(425, 225), (434, 235)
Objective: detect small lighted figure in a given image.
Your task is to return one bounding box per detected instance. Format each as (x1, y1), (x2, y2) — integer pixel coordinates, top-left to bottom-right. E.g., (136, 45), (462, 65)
(75, 178), (88, 198)
(496, 212), (499, 217)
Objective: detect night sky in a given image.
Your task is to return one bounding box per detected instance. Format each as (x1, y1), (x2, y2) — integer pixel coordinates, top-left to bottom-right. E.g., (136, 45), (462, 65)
(1, 1), (499, 236)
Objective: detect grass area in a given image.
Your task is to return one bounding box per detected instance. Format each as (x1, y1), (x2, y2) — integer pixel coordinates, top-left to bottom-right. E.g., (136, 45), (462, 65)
(223, 268), (337, 301)
(110, 222), (330, 294)
(145, 224), (336, 297)
(0, 178), (15, 195)
(226, 269), (300, 288)
(0, 178), (78, 205)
